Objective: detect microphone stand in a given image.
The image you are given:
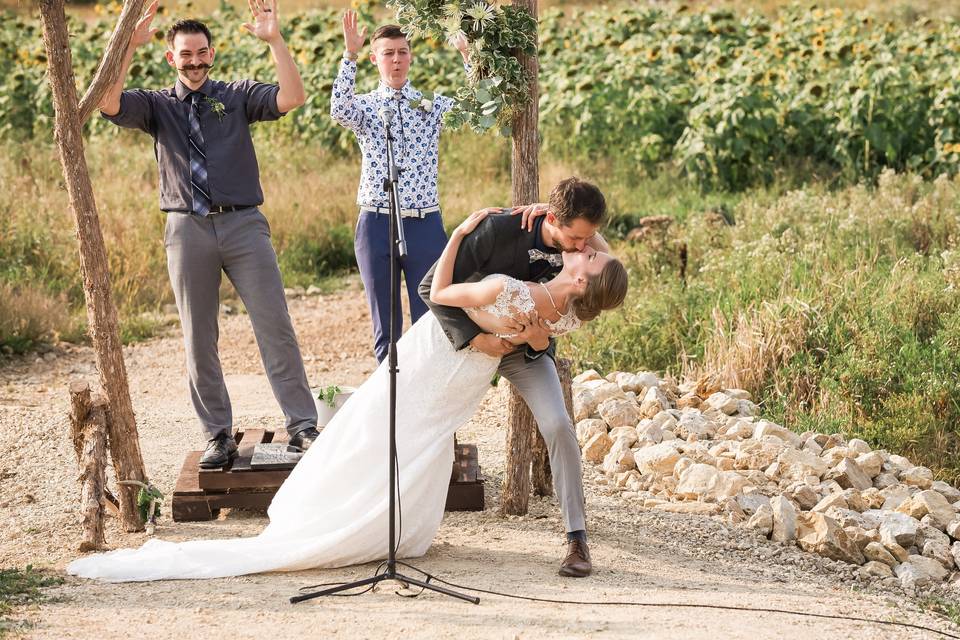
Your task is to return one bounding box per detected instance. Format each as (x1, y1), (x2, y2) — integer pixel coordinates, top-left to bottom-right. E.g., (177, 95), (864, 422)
(290, 106), (478, 606)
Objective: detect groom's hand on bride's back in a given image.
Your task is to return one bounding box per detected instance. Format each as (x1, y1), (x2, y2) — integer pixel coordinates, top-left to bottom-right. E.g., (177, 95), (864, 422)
(470, 333), (516, 357)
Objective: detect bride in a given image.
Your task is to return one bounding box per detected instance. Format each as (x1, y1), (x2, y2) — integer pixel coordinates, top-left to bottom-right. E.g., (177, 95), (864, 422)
(68, 208), (628, 582)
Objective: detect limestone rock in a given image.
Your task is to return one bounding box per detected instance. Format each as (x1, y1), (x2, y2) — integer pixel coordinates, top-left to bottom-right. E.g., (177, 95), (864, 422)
(856, 452), (884, 479)
(747, 503), (774, 537)
(861, 488), (885, 510)
(573, 369), (602, 384)
(897, 490), (956, 529)
(932, 481), (960, 504)
(653, 502), (720, 515)
(582, 432), (614, 464)
(676, 411), (716, 441)
(735, 439), (787, 471)
(634, 442), (683, 475)
(861, 560), (894, 579)
(737, 492), (771, 516)
(597, 396), (641, 430)
(879, 512), (922, 549)
(639, 386), (671, 419)
(705, 392), (739, 415)
(895, 555), (948, 588)
(676, 393), (702, 410)
(753, 421), (802, 449)
(847, 438), (871, 455)
(826, 458), (872, 491)
(947, 520), (960, 541)
(922, 540), (956, 571)
(573, 388), (598, 422)
(785, 483), (819, 511)
(812, 492), (848, 513)
(676, 463), (721, 500)
(901, 466), (934, 490)
(608, 426), (639, 448)
(873, 472), (899, 490)
(576, 419), (608, 447)
(795, 512), (865, 565)
(770, 495), (797, 543)
(778, 448), (828, 481)
(864, 541), (899, 568)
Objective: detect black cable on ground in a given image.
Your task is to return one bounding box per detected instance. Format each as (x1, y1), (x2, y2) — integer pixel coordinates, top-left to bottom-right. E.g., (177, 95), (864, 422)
(390, 560), (960, 639)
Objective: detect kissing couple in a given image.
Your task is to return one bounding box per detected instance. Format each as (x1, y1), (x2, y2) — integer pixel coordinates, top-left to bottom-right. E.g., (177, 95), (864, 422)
(69, 177), (628, 582)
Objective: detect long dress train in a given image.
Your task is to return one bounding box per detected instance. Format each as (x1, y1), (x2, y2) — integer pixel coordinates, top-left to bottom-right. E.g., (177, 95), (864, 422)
(67, 276), (577, 582)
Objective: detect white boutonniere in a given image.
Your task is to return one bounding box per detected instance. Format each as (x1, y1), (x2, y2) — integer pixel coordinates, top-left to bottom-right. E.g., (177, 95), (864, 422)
(409, 91), (436, 114)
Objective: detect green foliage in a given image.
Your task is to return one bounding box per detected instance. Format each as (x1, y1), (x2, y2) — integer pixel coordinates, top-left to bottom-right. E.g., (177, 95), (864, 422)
(568, 170), (960, 480)
(0, 566), (63, 637)
(315, 384), (342, 407)
(136, 485), (163, 522)
(5, 5), (960, 189)
(389, 0), (537, 133)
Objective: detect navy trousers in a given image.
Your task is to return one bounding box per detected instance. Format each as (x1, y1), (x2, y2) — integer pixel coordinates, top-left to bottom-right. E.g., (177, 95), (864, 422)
(354, 210), (448, 362)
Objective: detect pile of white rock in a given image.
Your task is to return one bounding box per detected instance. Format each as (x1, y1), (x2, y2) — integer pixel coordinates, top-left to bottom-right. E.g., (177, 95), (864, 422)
(574, 369), (960, 590)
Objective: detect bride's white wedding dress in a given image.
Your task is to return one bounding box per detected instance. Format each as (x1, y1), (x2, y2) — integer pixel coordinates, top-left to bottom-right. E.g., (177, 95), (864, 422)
(68, 275), (580, 582)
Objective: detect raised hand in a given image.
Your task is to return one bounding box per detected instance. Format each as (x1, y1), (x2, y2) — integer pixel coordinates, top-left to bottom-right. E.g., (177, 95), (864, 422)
(130, 0), (159, 50)
(242, 0), (282, 44)
(448, 31), (469, 61)
(342, 10), (368, 56)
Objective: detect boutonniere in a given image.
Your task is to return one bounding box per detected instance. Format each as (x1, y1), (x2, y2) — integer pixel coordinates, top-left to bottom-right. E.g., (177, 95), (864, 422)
(202, 96), (226, 122)
(408, 91), (435, 114)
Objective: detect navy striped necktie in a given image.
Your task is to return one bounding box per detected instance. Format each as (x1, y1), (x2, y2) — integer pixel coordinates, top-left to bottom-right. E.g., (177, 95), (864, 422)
(187, 92), (211, 216)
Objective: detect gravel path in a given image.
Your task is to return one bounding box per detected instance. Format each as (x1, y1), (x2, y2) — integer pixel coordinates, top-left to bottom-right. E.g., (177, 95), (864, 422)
(1, 276), (956, 639)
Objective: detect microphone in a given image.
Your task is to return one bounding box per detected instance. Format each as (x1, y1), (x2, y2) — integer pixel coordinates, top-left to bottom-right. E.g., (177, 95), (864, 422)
(378, 106), (394, 126)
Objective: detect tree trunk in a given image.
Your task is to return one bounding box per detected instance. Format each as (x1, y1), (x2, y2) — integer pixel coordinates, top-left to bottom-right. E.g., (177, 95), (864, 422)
(69, 382), (109, 551)
(39, 0), (147, 532)
(501, 0), (541, 515)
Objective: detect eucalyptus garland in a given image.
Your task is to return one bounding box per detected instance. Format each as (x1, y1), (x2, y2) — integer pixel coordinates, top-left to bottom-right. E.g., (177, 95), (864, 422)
(385, 0), (537, 135)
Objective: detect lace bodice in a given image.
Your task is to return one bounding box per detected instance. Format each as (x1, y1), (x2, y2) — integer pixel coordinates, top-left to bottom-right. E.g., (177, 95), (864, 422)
(466, 274), (581, 338)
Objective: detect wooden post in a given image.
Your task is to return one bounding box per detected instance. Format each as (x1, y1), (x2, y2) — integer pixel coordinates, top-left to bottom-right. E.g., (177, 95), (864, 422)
(500, 0), (541, 515)
(39, 0), (148, 532)
(69, 381), (109, 551)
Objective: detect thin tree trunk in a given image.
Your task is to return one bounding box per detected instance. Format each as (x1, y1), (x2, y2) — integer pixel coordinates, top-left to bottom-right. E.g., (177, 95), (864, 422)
(39, 0), (146, 532)
(501, 0), (540, 515)
(70, 382), (109, 551)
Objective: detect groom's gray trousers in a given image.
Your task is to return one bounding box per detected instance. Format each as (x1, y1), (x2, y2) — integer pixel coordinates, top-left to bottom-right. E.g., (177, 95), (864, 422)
(164, 207), (317, 440)
(497, 350), (586, 533)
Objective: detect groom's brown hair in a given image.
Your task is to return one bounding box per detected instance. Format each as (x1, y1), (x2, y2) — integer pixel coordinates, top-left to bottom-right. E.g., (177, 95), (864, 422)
(549, 177), (606, 227)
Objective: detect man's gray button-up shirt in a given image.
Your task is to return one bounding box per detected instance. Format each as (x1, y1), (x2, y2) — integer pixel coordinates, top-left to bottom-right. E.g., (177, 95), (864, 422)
(102, 77), (284, 212)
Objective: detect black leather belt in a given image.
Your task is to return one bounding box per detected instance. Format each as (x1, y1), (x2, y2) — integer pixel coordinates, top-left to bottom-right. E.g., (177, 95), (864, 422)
(209, 204), (255, 213)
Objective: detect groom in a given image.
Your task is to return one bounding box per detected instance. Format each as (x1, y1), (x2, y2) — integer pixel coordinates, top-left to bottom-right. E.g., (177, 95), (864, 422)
(419, 177), (610, 577)
(99, 1), (321, 467)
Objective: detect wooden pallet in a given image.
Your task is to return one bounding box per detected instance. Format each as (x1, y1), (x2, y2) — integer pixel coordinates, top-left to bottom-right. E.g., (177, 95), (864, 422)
(172, 429), (484, 521)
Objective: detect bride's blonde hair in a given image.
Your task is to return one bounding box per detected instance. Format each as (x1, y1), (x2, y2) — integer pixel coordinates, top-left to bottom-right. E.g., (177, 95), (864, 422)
(571, 258), (628, 322)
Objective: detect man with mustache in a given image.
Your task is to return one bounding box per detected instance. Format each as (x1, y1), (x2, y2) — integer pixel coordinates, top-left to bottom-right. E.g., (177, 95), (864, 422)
(99, 0), (321, 467)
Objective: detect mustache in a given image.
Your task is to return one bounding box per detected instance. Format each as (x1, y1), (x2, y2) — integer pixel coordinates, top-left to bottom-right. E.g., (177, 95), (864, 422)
(178, 63), (213, 71)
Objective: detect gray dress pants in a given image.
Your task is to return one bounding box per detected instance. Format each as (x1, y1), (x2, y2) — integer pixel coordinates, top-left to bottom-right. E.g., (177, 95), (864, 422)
(164, 208), (317, 440)
(497, 350), (586, 533)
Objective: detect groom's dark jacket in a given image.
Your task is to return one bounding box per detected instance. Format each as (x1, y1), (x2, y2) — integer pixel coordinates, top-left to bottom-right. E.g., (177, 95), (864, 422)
(418, 212), (561, 361)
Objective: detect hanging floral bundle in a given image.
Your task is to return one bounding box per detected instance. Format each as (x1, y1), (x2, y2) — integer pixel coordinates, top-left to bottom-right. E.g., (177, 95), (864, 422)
(386, 0), (537, 135)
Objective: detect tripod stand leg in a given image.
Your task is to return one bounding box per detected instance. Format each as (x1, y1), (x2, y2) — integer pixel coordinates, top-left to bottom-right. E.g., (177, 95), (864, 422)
(290, 574), (386, 603)
(394, 572), (479, 605)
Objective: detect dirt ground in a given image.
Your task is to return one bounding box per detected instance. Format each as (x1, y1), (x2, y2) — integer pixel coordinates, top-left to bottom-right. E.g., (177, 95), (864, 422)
(1, 276), (957, 639)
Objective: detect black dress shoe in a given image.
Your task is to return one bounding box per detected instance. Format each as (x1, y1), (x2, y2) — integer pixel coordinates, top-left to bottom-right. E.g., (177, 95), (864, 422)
(199, 431), (239, 469)
(288, 426), (321, 452)
(558, 539), (592, 577)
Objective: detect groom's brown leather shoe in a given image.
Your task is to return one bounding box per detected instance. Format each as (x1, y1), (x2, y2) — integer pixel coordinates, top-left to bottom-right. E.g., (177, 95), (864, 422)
(288, 426), (321, 452)
(558, 539), (592, 577)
